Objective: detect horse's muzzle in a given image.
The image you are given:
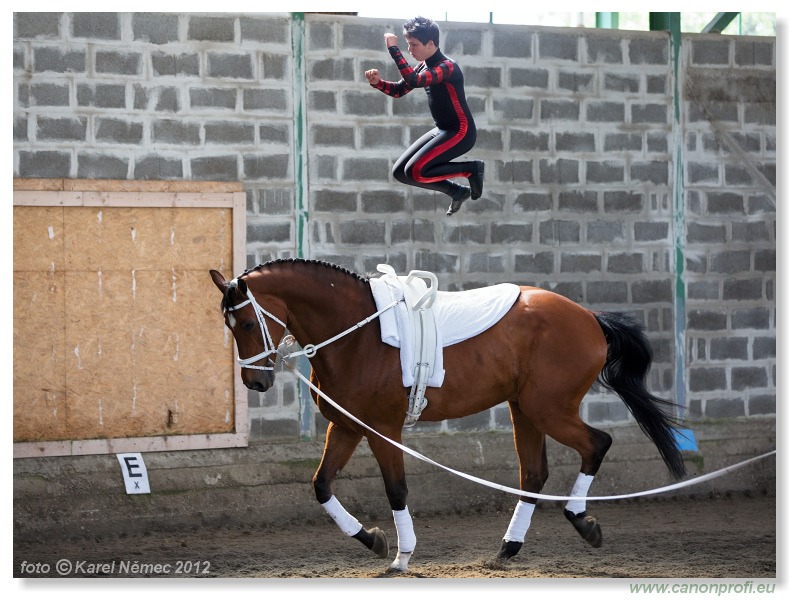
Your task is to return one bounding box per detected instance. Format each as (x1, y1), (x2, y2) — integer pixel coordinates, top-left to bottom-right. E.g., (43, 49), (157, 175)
(243, 372), (274, 393)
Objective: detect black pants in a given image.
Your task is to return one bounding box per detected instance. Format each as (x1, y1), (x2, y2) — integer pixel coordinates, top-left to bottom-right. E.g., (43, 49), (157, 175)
(392, 126), (477, 199)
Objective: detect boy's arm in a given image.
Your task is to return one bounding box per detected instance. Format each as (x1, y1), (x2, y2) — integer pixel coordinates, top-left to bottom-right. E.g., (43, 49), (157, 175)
(388, 45), (453, 88)
(365, 65), (410, 98)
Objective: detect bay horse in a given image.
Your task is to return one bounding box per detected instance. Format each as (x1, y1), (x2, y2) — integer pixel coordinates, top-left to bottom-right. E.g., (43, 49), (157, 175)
(210, 259), (685, 573)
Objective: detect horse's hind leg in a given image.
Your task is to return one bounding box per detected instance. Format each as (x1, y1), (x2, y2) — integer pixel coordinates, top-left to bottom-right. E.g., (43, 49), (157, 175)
(541, 415), (612, 548)
(497, 402), (549, 562)
(314, 422), (389, 559)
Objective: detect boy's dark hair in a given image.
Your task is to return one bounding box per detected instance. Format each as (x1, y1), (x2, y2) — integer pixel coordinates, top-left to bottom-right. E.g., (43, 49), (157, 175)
(403, 16), (439, 46)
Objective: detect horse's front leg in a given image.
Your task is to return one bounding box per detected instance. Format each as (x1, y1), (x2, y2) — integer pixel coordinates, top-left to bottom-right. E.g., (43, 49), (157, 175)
(367, 433), (415, 573)
(314, 422), (389, 559)
(497, 401), (549, 562)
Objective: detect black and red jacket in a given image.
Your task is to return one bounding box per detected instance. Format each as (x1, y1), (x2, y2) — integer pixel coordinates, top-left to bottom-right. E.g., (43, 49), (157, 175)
(373, 45), (476, 136)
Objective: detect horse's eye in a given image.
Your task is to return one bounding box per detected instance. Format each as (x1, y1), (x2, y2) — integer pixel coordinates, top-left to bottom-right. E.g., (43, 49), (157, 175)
(242, 321), (256, 332)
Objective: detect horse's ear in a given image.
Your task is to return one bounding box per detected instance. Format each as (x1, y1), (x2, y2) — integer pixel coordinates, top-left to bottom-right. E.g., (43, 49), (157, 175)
(237, 278), (248, 294)
(210, 269), (228, 292)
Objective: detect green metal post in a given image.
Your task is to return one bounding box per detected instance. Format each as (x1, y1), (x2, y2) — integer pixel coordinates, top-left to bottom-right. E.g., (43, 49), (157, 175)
(649, 12), (678, 32)
(291, 13), (313, 438)
(291, 12), (309, 261)
(595, 12), (619, 29)
(649, 13), (687, 417)
(665, 13), (687, 416)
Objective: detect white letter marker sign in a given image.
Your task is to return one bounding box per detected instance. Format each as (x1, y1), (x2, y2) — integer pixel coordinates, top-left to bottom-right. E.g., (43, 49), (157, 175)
(116, 452), (151, 494)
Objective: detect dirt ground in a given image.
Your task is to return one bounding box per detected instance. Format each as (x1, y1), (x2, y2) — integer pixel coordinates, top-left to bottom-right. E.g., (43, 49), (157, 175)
(14, 491), (776, 581)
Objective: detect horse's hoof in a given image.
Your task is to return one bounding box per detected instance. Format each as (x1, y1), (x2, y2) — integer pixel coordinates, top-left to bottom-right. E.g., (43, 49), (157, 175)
(387, 550), (412, 573)
(369, 527), (389, 558)
(496, 539), (523, 561)
(564, 509), (603, 548)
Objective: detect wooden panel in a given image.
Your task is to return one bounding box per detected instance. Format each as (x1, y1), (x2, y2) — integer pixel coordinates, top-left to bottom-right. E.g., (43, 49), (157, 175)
(13, 181), (246, 457)
(13, 270), (68, 441)
(13, 205), (65, 272)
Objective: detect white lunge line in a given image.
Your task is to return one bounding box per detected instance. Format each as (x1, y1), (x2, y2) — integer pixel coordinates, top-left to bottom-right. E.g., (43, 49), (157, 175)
(277, 347), (775, 502)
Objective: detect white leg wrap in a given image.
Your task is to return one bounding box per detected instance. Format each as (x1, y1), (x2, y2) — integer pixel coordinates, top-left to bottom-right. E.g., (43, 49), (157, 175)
(389, 551), (412, 572)
(565, 473), (595, 515)
(503, 500), (535, 543)
(388, 507), (416, 572)
(393, 507), (416, 552)
(321, 496), (363, 536)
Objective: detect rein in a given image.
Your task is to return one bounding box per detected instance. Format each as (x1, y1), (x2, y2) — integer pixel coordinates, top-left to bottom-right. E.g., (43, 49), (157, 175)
(225, 281), (401, 369)
(282, 299), (402, 361)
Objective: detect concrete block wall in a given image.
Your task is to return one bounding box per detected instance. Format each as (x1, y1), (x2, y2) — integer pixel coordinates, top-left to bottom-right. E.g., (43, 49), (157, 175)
(13, 13), (776, 443)
(306, 19), (683, 437)
(680, 35), (776, 420)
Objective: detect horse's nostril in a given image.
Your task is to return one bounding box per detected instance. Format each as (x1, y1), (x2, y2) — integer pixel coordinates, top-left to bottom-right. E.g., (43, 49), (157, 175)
(246, 379), (272, 393)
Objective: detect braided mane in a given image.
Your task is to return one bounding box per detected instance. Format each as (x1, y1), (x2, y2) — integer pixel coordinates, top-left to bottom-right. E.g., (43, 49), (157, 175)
(241, 258), (370, 284)
(219, 260), (369, 312)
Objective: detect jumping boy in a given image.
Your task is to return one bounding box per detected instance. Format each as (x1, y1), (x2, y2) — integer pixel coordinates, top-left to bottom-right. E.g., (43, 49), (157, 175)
(364, 16), (484, 216)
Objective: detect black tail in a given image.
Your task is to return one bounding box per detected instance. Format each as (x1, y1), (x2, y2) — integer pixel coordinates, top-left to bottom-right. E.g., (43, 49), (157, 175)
(594, 311), (686, 479)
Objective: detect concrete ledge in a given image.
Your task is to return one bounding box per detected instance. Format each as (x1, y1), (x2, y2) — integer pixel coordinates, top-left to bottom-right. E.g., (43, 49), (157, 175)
(14, 419), (776, 539)
(13, 178), (244, 192)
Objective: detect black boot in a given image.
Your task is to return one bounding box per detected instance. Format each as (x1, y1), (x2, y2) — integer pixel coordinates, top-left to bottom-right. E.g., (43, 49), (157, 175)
(468, 160), (484, 199)
(446, 186), (471, 216)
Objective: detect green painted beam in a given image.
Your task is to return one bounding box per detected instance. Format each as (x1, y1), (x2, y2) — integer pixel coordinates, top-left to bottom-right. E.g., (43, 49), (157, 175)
(649, 12), (680, 32)
(663, 13), (688, 417)
(595, 12), (619, 29)
(649, 12), (688, 417)
(291, 12), (308, 261)
(702, 12), (739, 33)
(291, 13), (313, 439)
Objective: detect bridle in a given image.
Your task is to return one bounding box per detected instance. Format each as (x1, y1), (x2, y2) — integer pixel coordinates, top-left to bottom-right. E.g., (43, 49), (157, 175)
(224, 278), (401, 372)
(224, 283), (287, 371)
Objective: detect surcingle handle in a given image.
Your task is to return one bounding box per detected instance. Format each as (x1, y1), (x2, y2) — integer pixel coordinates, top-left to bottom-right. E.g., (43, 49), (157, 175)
(405, 270), (438, 309)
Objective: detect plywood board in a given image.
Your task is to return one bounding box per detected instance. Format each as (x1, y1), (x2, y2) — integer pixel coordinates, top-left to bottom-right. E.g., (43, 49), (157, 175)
(13, 181), (247, 457)
(13, 270), (68, 442)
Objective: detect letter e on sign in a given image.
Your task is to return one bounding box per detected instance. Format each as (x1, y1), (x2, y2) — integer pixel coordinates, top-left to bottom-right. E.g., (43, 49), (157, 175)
(116, 452), (151, 494)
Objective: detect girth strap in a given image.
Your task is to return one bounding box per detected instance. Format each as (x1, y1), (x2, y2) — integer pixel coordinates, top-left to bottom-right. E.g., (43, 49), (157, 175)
(402, 270), (439, 427)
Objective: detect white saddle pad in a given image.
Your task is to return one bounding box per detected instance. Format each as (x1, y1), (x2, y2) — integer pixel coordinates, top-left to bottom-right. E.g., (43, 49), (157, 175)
(370, 267), (520, 388)
(433, 284), (522, 346)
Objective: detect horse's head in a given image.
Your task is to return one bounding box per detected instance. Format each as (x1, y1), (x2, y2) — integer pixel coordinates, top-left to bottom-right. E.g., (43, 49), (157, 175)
(210, 269), (288, 393)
